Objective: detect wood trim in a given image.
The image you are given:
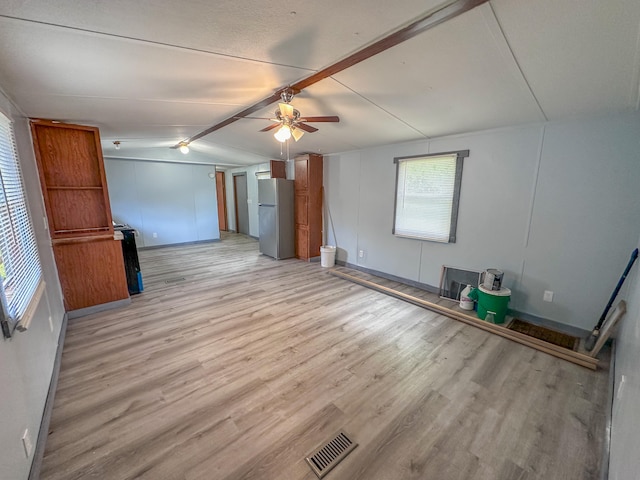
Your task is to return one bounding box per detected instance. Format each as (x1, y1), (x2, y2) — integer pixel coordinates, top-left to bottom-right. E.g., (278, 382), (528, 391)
(52, 234), (115, 245)
(46, 186), (104, 190)
(30, 119), (102, 132)
(329, 269), (599, 370)
(292, 0), (487, 91)
(176, 0), (489, 146)
(216, 171), (228, 231)
(180, 92), (282, 145)
(589, 301), (626, 358)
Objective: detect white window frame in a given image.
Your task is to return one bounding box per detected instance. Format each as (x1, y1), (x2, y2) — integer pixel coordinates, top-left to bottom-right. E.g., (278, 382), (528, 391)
(392, 150), (469, 243)
(0, 110), (44, 338)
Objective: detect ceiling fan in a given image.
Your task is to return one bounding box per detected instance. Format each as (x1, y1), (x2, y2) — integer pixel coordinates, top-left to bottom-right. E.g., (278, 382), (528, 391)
(241, 88), (339, 143)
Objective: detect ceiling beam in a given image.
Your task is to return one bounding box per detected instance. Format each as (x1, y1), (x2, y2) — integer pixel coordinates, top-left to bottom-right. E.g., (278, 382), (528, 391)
(175, 0), (489, 148)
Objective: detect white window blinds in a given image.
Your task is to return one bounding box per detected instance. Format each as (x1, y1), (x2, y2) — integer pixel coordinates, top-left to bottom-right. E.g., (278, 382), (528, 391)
(393, 151), (468, 243)
(0, 112), (43, 326)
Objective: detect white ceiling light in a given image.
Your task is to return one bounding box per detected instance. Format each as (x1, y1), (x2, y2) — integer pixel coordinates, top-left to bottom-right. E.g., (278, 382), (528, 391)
(113, 141), (121, 150)
(274, 125), (291, 142)
(179, 142), (190, 154)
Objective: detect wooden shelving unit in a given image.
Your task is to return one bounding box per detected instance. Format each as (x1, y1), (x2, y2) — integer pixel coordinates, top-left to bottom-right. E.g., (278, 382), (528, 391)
(294, 153), (323, 260)
(31, 120), (129, 312)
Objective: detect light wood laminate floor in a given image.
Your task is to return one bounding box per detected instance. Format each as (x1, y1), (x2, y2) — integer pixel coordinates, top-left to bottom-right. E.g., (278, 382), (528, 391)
(40, 233), (610, 480)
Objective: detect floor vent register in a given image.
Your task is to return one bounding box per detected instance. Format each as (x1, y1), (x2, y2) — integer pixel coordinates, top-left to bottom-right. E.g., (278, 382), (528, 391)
(305, 430), (358, 478)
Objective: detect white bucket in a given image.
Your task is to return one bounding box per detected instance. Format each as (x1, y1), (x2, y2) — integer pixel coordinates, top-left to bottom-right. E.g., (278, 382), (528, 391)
(320, 245), (336, 267)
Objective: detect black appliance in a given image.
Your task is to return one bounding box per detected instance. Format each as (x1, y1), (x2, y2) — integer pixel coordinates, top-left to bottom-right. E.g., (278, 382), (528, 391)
(116, 226), (143, 294)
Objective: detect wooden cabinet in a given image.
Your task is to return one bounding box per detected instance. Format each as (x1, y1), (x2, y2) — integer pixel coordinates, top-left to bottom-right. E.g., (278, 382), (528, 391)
(51, 238), (129, 311)
(270, 160), (286, 179)
(294, 154), (323, 260)
(31, 122), (114, 238)
(31, 120), (129, 312)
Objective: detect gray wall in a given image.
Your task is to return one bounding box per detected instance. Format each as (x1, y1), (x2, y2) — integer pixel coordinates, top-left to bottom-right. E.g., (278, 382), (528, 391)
(104, 159), (220, 247)
(0, 89), (65, 479)
(325, 112), (640, 331)
(611, 232), (640, 479)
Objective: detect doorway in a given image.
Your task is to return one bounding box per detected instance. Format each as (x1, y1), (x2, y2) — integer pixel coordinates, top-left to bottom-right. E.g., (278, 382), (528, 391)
(215, 171), (228, 231)
(233, 173), (249, 235)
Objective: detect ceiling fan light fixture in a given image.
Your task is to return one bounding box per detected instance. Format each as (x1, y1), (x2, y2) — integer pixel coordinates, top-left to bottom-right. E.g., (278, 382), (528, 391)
(280, 88), (295, 104)
(278, 102), (294, 119)
(291, 128), (304, 142)
(113, 141), (121, 150)
(274, 125), (292, 142)
(179, 142), (190, 154)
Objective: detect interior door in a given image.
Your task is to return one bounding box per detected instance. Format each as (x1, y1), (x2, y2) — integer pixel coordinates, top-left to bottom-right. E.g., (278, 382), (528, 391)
(215, 171), (227, 231)
(233, 173), (249, 235)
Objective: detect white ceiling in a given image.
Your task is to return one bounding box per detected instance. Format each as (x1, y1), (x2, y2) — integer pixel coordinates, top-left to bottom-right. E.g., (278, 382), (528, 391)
(0, 0), (639, 167)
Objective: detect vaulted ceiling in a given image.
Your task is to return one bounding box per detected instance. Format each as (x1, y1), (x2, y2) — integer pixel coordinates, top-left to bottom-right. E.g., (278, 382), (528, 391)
(0, 0), (639, 167)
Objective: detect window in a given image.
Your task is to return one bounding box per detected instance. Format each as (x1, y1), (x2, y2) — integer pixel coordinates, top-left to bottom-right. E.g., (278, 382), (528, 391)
(0, 111), (43, 337)
(393, 150), (469, 243)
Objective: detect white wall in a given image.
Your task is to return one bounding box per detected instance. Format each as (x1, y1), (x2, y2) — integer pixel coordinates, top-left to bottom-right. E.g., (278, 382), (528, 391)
(104, 159), (220, 247)
(0, 89), (65, 480)
(325, 113), (640, 331)
(610, 232), (640, 480)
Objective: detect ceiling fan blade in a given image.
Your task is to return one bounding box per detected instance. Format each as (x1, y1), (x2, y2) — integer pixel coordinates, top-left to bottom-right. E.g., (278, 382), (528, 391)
(260, 123), (281, 132)
(295, 122), (319, 133)
(291, 128), (305, 142)
(236, 116), (276, 120)
(279, 103), (294, 118)
(298, 116), (340, 123)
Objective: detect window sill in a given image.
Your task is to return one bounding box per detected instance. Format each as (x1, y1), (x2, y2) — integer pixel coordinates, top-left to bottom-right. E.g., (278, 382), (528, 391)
(16, 279), (46, 332)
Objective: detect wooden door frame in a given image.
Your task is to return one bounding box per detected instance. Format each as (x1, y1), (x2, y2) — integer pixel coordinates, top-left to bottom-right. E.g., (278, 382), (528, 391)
(215, 171), (228, 231)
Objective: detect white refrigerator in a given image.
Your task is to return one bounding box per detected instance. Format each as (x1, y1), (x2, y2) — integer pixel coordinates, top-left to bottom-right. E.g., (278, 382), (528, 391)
(258, 179), (295, 259)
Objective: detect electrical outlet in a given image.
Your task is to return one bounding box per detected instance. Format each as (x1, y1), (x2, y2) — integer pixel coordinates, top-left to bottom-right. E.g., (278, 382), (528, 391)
(358, 249), (364, 259)
(543, 290), (553, 302)
(22, 429), (32, 458)
(152, 232), (158, 238)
